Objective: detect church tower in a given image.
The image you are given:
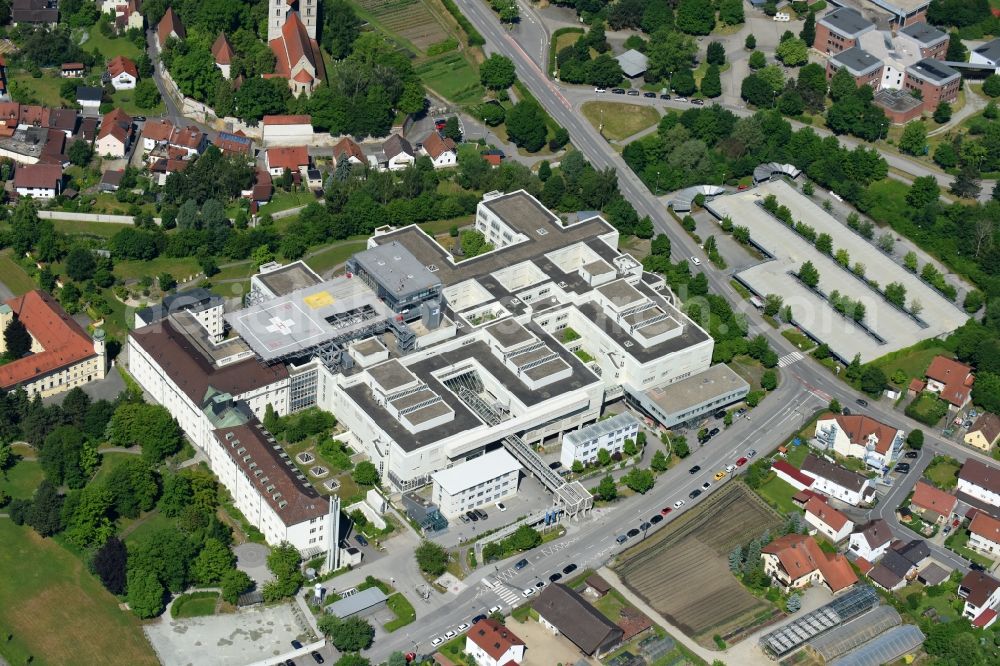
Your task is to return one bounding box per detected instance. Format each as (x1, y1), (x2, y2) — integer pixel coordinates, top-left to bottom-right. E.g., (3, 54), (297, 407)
(268, 0), (318, 42)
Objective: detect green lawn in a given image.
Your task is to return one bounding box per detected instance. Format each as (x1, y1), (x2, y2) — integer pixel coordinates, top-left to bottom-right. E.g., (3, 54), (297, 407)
(0, 251), (37, 295)
(0, 459), (44, 500)
(581, 101), (660, 141)
(925, 456), (961, 489)
(0, 521), (159, 666)
(593, 587), (629, 622)
(946, 528), (996, 568)
(81, 22), (143, 59)
(115, 256), (201, 282)
(170, 591), (220, 619)
(384, 592), (416, 631)
(260, 189), (318, 215)
(756, 474), (801, 516)
(122, 510), (173, 546)
(305, 240), (369, 275)
(48, 218), (126, 238)
(781, 328), (816, 352)
(111, 88), (165, 117)
(872, 344), (950, 385)
(91, 451), (140, 486)
(906, 392), (950, 426)
(416, 52), (484, 105)
(9, 71), (65, 106)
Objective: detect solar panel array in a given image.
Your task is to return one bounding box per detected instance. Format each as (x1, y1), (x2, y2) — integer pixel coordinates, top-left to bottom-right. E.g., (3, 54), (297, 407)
(829, 625), (925, 666)
(759, 586), (879, 657)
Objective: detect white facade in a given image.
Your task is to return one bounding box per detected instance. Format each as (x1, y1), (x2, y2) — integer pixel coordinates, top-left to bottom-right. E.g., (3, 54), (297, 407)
(970, 531), (1000, 555)
(475, 195), (530, 248)
(268, 0), (318, 41)
(465, 626), (525, 666)
(958, 477), (1000, 509)
(848, 528), (892, 562)
(432, 449), (521, 518)
(15, 184), (57, 198)
(96, 134), (127, 158)
(110, 72), (136, 90)
(814, 415), (904, 470)
(804, 504), (854, 543)
(387, 152), (415, 171)
(425, 149), (457, 169)
(261, 120), (314, 145)
(560, 412), (639, 468)
(809, 473), (874, 506)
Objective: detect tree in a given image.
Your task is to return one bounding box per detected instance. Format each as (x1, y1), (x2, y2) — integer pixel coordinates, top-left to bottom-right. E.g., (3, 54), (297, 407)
(885, 282), (907, 308)
(588, 53), (624, 88)
(127, 568), (165, 619)
(158, 272), (177, 292)
(509, 524), (541, 551)
(898, 121), (927, 155)
(352, 461), (379, 486)
(596, 448), (612, 466)
(671, 68), (696, 96)
(134, 79), (161, 109)
(860, 366), (887, 396)
(706, 42), (726, 66)
(221, 569), (253, 604)
(877, 232), (895, 253)
(761, 370), (778, 391)
(933, 101), (952, 123)
(105, 457), (159, 519)
(745, 34), (756, 50)
(335, 656), (371, 666)
(571, 459), (584, 473)
(829, 67), (857, 102)
(748, 50), (766, 70)
(442, 116), (462, 143)
(67, 138), (94, 166)
(386, 653), (408, 666)
(505, 101), (548, 152)
(646, 29), (696, 82)
(799, 261), (820, 288)
(800, 10), (816, 45)
(480, 54), (516, 91)
(651, 450), (669, 472)
(720, 0), (744, 25)
(984, 74), (1000, 98)
(815, 232), (833, 255)
(786, 592), (801, 613)
(763, 294), (783, 317)
(907, 428), (924, 450)
(231, 77), (293, 124)
(192, 538), (236, 585)
(415, 540), (448, 575)
(701, 65), (722, 98)
(322, 0), (362, 58)
(672, 436), (690, 458)
(776, 38), (808, 67)
(906, 176), (939, 209)
(596, 475), (618, 501)
(107, 403), (183, 464)
(623, 468), (655, 494)
(3, 314), (31, 360)
(676, 0), (715, 35)
(318, 615), (375, 652)
(972, 372), (1000, 413)
(40, 425), (93, 488)
(951, 165), (981, 199)
(26, 480), (64, 536)
(92, 537), (128, 595)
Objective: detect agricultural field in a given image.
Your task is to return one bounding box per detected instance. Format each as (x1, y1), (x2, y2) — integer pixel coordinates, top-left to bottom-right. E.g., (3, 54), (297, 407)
(614, 482), (784, 644)
(416, 52), (483, 105)
(355, 0), (451, 54)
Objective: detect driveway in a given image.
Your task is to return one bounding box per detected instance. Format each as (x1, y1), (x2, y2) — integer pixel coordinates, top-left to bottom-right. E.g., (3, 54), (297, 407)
(235, 542), (273, 586)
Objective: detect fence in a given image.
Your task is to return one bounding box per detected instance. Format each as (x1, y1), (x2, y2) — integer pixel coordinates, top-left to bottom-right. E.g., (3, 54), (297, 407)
(38, 210), (162, 225)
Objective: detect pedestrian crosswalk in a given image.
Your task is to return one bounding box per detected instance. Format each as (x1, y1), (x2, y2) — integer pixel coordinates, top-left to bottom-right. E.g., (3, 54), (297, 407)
(483, 580), (522, 607)
(778, 351), (804, 368)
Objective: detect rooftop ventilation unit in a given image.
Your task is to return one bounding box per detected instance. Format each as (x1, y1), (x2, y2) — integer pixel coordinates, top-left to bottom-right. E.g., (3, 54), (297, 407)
(225, 432), (234, 440)
(624, 341), (634, 348)
(427, 264), (439, 272)
(537, 228), (548, 235)
(278, 500), (288, 509)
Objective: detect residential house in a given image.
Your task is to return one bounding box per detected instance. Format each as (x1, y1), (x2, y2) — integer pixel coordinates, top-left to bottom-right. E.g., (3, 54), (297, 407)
(421, 132), (457, 169)
(18, 105), (46, 129)
(107, 56), (138, 91)
(268, 12), (325, 97)
(99, 169), (124, 192)
(772, 459), (816, 492)
(801, 454), (877, 506)
(966, 413), (1000, 452)
(848, 519), (894, 562)
(212, 32), (235, 80)
(261, 115), (313, 144)
(214, 131), (254, 158)
(332, 137), (365, 166)
(804, 496), (854, 543)
(382, 134), (415, 171)
(814, 412), (905, 469)
(61, 62), (85, 78)
(156, 7), (186, 49)
(142, 119), (175, 152)
(168, 125), (207, 157)
(533, 584), (623, 657)
(867, 540), (930, 591)
(11, 0), (58, 26)
(910, 480), (957, 524)
(959, 571), (1000, 629)
(482, 153), (503, 168)
(76, 86), (103, 112)
(245, 169), (273, 207)
(45, 109), (78, 137)
(14, 163), (62, 198)
(150, 157), (188, 185)
(95, 108), (133, 158)
(969, 511), (1000, 556)
(117, 0), (144, 33)
(957, 458), (1000, 510)
(464, 618), (525, 666)
(0, 102), (18, 130)
(265, 146), (309, 177)
(760, 533), (858, 594)
(924, 356), (975, 410)
(39, 129), (66, 167)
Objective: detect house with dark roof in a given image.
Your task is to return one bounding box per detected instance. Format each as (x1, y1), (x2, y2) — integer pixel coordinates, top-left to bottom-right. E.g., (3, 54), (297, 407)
(99, 169), (124, 192)
(924, 355), (974, 409)
(0, 291), (106, 397)
(801, 454), (877, 506)
(533, 584), (623, 657)
(11, 0), (58, 26)
(848, 519), (894, 562)
(45, 108), (78, 137)
(815, 412), (905, 469)
(910, 480), (957, 524)
(382, 134), (415, 171)
(761, 533), (858, 594)
(966, 413), (1000, 453)
(214, 130), (254, 158)
(14, 163), (62, 198)
(867, 539), (929, 591)
(464, 618), (525, 666)
(957, 458), (1000, 510)
(960, 571), (1000, 629)
(76, 86), (104, 112)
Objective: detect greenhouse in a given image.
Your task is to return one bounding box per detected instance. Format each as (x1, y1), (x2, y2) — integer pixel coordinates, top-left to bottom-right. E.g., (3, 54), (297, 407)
(811, 605), (901, 661)
(829, 625), (925, 666)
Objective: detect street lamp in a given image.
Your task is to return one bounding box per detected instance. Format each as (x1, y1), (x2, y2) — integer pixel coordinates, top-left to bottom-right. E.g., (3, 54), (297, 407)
(655, 171), (661, 196)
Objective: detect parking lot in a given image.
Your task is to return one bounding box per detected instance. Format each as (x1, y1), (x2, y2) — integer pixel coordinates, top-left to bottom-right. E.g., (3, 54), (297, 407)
(706, 180), (968, 362)
(431, 474), (553, 548)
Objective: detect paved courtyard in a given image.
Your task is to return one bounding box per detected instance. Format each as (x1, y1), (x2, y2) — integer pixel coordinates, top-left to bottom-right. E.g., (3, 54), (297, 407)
(235, 543), (273, 586)
(511, 616), (596, 666)
(144, 602), (310, 666)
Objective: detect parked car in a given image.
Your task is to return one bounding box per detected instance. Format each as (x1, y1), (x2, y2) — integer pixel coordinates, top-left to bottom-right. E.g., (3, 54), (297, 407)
(675, 97), (688, 103)
(713, 410), (726, 419)
(549, 572), (563, 582)
(640, 521), (652, 531)
(310, 652), (324, 664)
(562, 563), (578, 574)
(688, 465), (701, 474)
(746, 449), (757, 458)
(673, 499), (686, 509)
(444, 630), (456, 639)
(616, 534), (628, 544)
(736, 457), (749, 466)
(467, 511), (479, 522)
(515, 558), (529, 570)
(689, 489), (702, 499)
(904, 451), (919, 459)
(701, 481), (711, 490)
(725, 464), (737, 473)
(650, 514), (663, 524)
(594, 87), (607, 93)
(134, 115), (147, 122)
(495, 502), (507, 512)
(459, 514), (470, 523)
(457, 622), (470, 632)
(714, 471), (727, 481)
(292, 640), (304, 650)
(660, 507), (673, 516)
(472, 614), (487, 624)
(488, 605), (502, 614)
(691, 98), (704, 105)
(354, 534), (369, 547)
(691, 256), (702, 266)
(943, 525), (952, 535)
(709, 428), (720, 437)
(626, 89), (640, 96)
(611, 88), (625, 94)
(643, 91), (656, 98)
(659, 93), (671, 100)
(522, 588), (535, 597)
(971, 562), (987, 572)
(475, 509), (488, 520)
(894, 463), (911, 473)
(535, 581), (546, 589)
(285, 659), (296, 666)
(627, 528), (640, 538)
(856, 399), (869, 407)
(431, 637), (444, 646)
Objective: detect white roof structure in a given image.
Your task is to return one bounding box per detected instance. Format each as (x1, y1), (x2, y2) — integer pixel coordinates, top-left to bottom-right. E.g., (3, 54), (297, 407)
(432, 449), (522, 495)
(615, 49), (648, 77)
(563, 412), (639, 447)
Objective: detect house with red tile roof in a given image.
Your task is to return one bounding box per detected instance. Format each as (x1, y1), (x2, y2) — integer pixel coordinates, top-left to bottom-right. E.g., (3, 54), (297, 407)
(141, 118), (174, 151)
(421, 132), (457, 169)
(771, 459), (815, 492)
(95, 108), (134, 158)
(61, 62), (85, 78)
(18, 104), (47, 129)
(804, 496), (854, 542)
(168, 125), (207, 157)
(268, 12), (325, 97)
(14, 163), (62, 198)
(332, 137), (365, 166)
(108, 56), (138, 90)
(156, 7), (185, 48)
(212, 32), (235, 79)
(761, 533), (858, 594)
(969, 511), (1000, 556)
(265, 146), (309, 176)
(464, 618), (525, 666)
(815, 412), (905, 469)
(924, 355), (975, 409)
(0, 291), (106, 397)
(214, 130), (254, 158)
(910, 480), (957, 523)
